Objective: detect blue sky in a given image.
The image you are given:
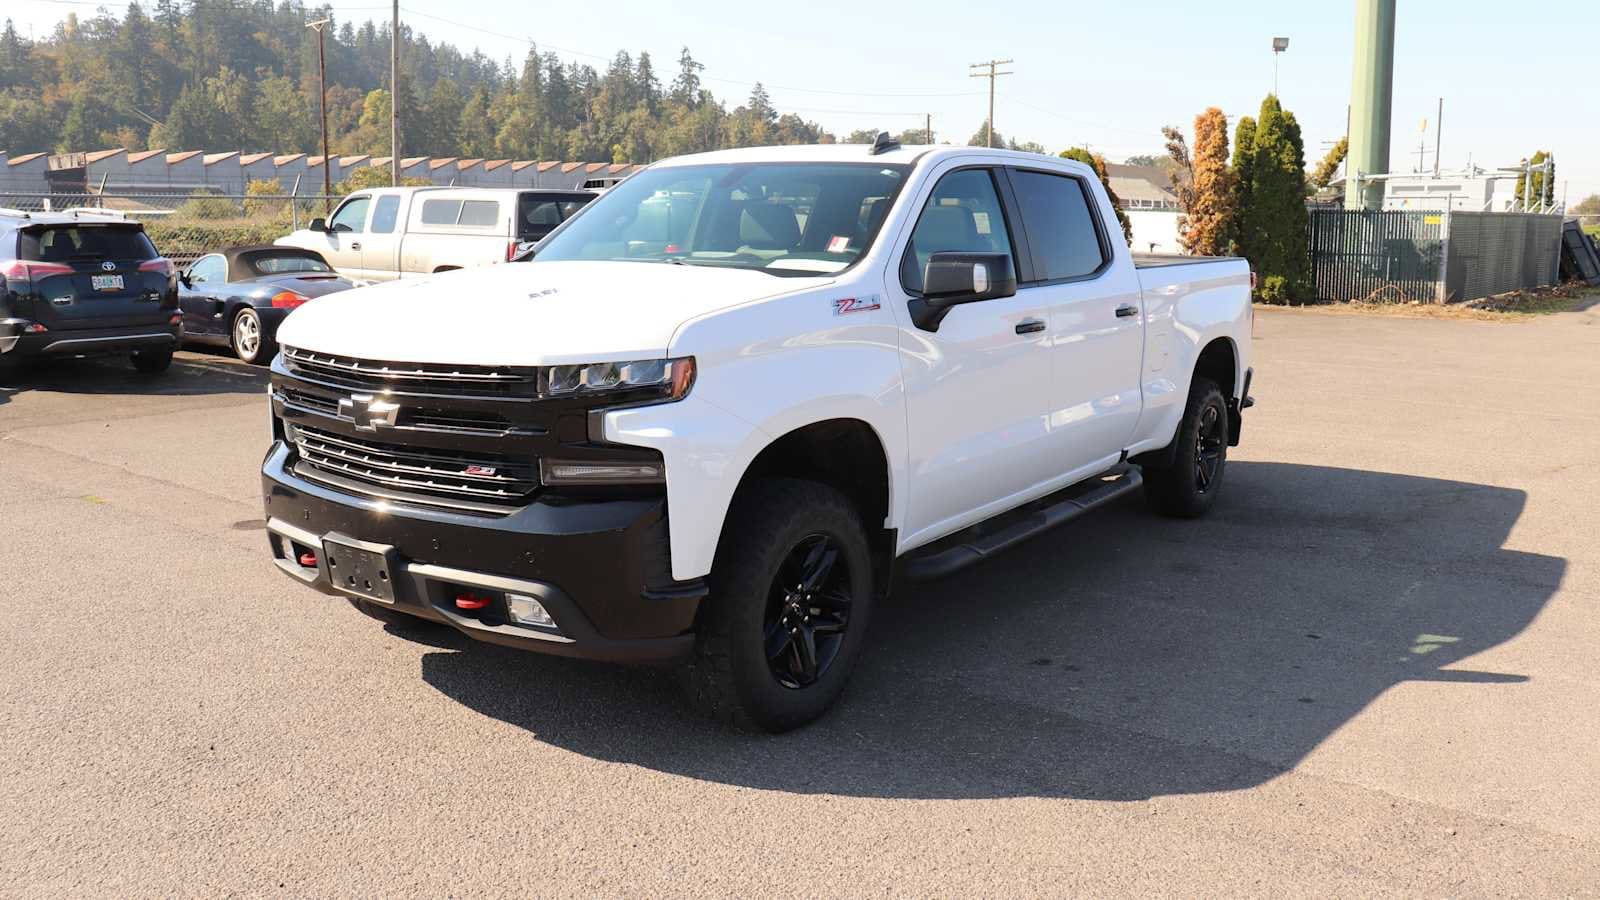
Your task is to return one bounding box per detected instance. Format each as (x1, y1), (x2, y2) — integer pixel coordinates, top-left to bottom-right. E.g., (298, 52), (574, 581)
(13, 0), (1599, 200)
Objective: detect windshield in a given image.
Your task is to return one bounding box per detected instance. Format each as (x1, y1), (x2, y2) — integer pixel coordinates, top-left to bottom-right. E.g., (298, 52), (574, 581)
(533, 162), (909, 276)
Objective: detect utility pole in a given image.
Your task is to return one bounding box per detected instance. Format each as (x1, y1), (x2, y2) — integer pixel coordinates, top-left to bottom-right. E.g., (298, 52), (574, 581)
(1433, 97), (1443, 176)
(390, 0), (399, 186)
(307, 18), (332, 213)
(925, 113), (933, 145)
(969, 59), (1013, 148)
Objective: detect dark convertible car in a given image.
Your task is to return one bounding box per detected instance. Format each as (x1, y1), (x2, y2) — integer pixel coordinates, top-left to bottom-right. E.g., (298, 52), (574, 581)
(179, 246), (357, 364)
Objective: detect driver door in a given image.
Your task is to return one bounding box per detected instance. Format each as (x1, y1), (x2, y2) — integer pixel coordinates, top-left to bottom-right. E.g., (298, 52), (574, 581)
(179, 254), (228, 337)
(889, 164), (1058, 549)
(319, 194), (371, 278)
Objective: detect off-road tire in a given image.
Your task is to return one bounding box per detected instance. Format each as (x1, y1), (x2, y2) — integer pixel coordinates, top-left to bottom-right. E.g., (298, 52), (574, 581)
(131, 347), (174, 374)
(684, 478), (875, 733)
(1143, 377), (1229, 519)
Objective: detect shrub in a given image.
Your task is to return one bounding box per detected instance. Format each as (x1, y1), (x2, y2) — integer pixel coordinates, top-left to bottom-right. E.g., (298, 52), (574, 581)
(1257, 275), (1290, 305)
(173, 193), (241, 220)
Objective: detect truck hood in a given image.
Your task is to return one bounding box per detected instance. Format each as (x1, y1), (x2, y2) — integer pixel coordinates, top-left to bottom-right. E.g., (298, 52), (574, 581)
(274, 260), (826, 365)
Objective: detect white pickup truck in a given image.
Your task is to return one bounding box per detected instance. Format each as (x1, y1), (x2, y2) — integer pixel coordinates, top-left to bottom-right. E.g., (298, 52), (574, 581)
(261, 139), (1254, 731)
(275, 186), (595, 282)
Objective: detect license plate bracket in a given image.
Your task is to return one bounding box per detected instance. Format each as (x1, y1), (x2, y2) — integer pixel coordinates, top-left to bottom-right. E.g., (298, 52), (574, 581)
(321, 533), (399, 603)
(91, 274), (124, 291)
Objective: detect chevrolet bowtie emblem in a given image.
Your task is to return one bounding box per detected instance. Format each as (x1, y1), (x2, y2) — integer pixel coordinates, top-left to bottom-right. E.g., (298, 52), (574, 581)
(338, 393), (400, 431)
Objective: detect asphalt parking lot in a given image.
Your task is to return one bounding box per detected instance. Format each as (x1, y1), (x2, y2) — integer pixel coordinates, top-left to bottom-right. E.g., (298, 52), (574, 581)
(3, 303), (1599, 896)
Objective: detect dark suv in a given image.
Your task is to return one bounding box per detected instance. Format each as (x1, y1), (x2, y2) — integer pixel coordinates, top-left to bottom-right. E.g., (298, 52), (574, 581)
(0, 209), (180, 376)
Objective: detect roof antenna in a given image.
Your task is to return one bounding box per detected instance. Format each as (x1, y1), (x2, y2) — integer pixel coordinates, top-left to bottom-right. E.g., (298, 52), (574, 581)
(869, 131), (900, 156)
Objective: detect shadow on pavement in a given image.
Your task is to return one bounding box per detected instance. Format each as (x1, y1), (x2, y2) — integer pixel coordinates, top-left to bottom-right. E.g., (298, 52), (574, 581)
(413, 461), (1563, 801)
(0, 350), (267, 407)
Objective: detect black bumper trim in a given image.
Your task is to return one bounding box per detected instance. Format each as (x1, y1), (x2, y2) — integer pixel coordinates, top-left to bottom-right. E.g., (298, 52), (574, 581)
(267, 516), (695, 664)
(262, 443), (703, 664)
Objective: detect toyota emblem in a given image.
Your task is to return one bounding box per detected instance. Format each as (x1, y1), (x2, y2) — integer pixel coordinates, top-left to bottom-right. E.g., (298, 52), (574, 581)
(101, 261), (116, 271)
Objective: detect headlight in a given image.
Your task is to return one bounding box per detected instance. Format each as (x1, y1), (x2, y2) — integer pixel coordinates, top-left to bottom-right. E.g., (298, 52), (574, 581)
(544, 356), (695, 401)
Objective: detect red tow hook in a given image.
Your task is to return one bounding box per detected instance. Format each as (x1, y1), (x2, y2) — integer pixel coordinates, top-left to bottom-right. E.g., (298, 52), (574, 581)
(298, 550), (318, 568)
(454, 592), (493, 611)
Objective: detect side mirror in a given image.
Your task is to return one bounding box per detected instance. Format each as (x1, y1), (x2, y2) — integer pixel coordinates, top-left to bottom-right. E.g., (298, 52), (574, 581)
(178, 272), (192, 289)
(307, 217), (327, 233)
(908, 251), (1017, 331)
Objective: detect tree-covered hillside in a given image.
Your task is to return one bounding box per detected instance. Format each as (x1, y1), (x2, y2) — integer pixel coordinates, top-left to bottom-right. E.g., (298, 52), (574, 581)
(0, 1), (852, 161)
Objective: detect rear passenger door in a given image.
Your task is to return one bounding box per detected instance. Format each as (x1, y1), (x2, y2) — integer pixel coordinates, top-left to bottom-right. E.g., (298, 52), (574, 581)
(1005, 166), (1145, 472)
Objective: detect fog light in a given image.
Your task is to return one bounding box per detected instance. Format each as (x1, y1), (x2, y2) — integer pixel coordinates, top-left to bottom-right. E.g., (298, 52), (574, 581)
(540, 459), (664, 485)
(507, 592), (556, 628)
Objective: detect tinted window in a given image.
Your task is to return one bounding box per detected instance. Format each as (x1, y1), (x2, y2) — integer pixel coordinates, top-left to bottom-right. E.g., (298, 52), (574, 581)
(900, 168), (1016, 293)
(1009, 170), (1106, 281)
(420, 199), (463, 225)
(187, 255), (226, 284)
(517, 195), (592, 237)
(328, 196), (370, 233)
(370, 195), (401, 234)
(22, 226), (157, 262)
(457, 200), (500, 227)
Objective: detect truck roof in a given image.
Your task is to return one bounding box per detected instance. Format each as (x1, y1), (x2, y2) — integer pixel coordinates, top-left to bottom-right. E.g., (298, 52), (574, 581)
(650, 143), (1093, 176)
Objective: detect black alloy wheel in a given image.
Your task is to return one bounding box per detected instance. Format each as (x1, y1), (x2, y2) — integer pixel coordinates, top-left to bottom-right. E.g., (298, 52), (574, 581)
(763, 534), (853, 689)
(1194, 404), (1225, 494)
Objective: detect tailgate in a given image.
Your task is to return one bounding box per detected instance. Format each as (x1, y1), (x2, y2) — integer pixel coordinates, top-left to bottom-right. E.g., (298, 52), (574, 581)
(21, 224), (176, 331)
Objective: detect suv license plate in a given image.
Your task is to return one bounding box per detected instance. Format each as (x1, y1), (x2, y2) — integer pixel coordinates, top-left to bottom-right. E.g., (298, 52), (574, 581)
(321, 534), (398, 603)
(91, 274), (124, 291)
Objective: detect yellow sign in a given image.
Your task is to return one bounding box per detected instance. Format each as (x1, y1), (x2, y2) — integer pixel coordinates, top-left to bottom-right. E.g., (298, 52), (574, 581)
(1424, 215), (1442, 225)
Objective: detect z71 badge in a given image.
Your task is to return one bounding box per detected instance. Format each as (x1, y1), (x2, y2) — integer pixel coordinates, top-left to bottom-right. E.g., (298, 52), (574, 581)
(833, 295), (881, 315)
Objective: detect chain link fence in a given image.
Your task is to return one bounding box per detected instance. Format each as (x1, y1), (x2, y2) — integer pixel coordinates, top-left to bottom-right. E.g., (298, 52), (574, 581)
(1308, 207), (1567, 303)
(1444, 212), (1563, 303)
(0, 192), (340, 267)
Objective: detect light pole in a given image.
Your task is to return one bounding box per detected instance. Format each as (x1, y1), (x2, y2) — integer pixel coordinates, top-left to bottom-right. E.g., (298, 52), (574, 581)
(1272, 37), (1290, 96)
(306, 18), (332, 213)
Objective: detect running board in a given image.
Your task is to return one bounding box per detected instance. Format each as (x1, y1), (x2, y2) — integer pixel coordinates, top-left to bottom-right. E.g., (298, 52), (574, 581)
(899, 465), (1143, 581)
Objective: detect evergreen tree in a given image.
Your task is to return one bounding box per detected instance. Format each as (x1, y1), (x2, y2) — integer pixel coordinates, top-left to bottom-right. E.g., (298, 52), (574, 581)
(1230, 116), (1258, 263)
(1237, 95), (1310, 303)
(1178, 107), (1238, 257)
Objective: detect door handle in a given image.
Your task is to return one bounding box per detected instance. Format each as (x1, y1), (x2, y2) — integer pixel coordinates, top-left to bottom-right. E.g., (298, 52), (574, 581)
(350, 241), (362, 251)
(1015, 318), (1046, 335)
(1115, 304), (1140, 318)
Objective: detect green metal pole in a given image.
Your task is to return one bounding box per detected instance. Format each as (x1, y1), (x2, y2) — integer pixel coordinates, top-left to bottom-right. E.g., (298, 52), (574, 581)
(1345, 0), (1396, 210)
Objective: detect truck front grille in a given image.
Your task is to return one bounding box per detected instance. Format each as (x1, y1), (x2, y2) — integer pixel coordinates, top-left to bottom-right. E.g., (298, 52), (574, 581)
(288, 423), (538, 510)
(282, 346), (539, 398)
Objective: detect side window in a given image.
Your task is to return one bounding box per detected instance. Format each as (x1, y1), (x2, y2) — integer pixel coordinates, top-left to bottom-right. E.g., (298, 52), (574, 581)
(420, 198), (463, 225)
(328, 196), (370, 233)
(1008, 170), (1107, 281)
(457, 200), (500, 227)
(899, 168), (1016, 294)
(370, 195), (401, 234)
(188, 255), (225, 284)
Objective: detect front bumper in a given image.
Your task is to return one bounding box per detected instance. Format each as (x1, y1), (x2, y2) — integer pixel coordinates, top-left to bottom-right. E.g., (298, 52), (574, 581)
(262, 441), (704, 664)
(0, 322), (179, 358)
